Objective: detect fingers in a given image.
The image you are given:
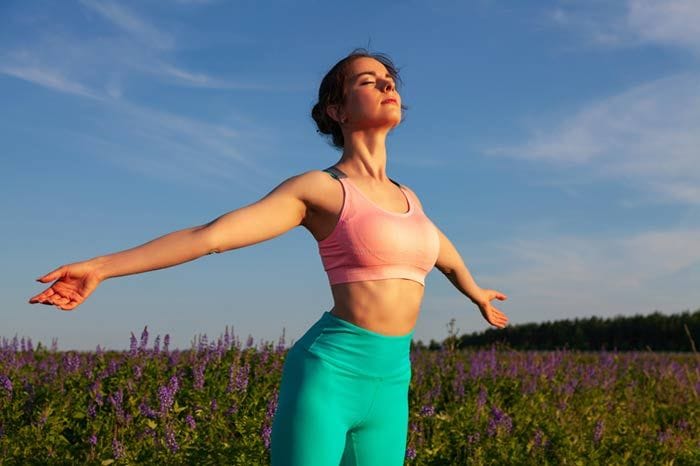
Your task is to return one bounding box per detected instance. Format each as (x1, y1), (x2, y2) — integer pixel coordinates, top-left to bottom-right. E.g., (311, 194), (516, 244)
(489, 306), (509, 329)
(37, 266), (65, 283)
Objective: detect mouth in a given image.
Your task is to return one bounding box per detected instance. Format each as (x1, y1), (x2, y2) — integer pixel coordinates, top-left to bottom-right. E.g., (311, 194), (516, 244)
(381, 98), (398, 105)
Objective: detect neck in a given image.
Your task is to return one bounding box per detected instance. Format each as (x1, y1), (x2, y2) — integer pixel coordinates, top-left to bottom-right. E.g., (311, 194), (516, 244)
(336, 128), (390, 183)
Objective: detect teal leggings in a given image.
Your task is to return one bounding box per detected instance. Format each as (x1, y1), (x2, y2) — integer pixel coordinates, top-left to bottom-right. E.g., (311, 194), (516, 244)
(270, 311), (414, 466)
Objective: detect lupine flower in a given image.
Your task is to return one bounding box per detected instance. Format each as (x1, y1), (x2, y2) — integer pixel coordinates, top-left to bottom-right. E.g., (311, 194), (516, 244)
(0, 375), (12, 394)
(246, 335), (254, 348)
(467, 432), (480, 444)
(487, 406), (513, 437)
(129, 332), (138, 357)
(153, 335), (161, 355)
(193, 362), (206, 390)
(163, 334), (170, 354)
(140, 400), (157, 419)
(405, 446), (417, 460)
(593, 420), (604, 444)
(261, 424), (272, 450)
(87, 402), (97, 419)
(235, 362), (250, 393)
(112, 438), (125, 459)
(133, 365), (143, 380)
(88, 434), (97, 446)
(266, 390), (279, 420)
(210, 398), (218, 412)
(185, 414), (196, 430)
(139, 326), (149, 353)
(420, 405), (436, 417)
(476, 386), (488, 410)
(164, 425), (179, 453)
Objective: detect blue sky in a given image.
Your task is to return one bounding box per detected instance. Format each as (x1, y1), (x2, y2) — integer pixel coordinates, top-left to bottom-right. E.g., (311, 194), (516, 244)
(3, 0), (699, 351)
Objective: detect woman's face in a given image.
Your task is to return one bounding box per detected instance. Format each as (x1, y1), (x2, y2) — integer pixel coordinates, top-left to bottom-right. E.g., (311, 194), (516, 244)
(330, 56), (402, 131)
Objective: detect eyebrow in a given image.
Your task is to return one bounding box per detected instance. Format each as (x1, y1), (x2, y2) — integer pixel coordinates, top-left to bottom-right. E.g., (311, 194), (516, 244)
(351, 71), (395, 82)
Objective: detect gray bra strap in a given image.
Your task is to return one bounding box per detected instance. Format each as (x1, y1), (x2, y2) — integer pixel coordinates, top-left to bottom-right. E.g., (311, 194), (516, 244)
(323, 166), (347, 179)
(323, 166), (401, 187)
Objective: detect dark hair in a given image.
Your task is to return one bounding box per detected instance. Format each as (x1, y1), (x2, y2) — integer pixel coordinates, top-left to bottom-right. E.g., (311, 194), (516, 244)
(311, 48), (407, 149)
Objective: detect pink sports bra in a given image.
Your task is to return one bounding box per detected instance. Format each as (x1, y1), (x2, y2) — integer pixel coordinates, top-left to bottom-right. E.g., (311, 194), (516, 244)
(317, 167), (440, 286)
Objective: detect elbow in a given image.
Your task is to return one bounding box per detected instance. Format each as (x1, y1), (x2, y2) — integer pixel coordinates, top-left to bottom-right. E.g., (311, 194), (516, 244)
(193, 225), (222, 256)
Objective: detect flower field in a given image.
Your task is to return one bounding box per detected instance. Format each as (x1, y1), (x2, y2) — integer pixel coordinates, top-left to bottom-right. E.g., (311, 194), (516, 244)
(0, 327), (698, 465)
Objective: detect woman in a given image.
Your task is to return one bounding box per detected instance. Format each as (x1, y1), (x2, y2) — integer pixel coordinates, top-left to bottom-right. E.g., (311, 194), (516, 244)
(29, 49), (509, 465)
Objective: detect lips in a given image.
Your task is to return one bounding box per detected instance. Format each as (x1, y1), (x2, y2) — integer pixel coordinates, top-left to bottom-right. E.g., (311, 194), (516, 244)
(381, 98), (398, 105)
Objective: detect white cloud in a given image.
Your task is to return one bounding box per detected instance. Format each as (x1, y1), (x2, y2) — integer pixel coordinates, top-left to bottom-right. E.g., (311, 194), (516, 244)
(477, 227), (700, 322)
(78, 0), (175, 50)
(547, 0), (700, 52)
(0, 63), (103, 100)
(486, 73), (700, 204)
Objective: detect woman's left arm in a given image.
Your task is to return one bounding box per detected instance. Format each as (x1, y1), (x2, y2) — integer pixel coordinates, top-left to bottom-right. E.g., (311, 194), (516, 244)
(402, 185), (509, 328)
(433, 225), (509, 328)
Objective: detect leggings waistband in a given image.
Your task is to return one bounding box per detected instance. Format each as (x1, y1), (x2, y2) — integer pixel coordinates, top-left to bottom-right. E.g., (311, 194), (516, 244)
(292, 311), (414, 379)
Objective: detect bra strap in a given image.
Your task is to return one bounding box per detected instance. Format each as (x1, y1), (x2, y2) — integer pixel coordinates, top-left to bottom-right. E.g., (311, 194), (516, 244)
(323, 166), (401, 187)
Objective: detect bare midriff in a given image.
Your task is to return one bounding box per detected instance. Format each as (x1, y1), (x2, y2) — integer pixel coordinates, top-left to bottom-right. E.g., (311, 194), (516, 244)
(328, 278), (424, 336)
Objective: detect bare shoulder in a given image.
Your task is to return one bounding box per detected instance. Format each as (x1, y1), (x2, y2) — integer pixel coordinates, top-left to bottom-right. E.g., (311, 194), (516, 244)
(293, 169), (338, 203)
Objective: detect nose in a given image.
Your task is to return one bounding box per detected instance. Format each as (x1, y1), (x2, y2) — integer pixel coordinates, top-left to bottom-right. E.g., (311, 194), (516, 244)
(383, 79), (394, 93)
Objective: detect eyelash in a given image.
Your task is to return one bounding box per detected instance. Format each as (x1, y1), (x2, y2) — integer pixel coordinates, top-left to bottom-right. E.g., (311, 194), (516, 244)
(361, 81), (394, 86)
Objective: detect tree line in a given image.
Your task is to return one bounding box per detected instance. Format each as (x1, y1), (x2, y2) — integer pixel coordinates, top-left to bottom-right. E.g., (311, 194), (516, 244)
(415, 309), (700, 352)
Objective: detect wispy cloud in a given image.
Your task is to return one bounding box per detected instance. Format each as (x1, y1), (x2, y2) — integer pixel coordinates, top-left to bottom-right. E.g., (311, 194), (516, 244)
(78, 0), (175, 50)
(485, 73), (700, 204)
(489, 1), (700, 205)
(547, 0), (700, 52)
(478, 227), (700, 321)
(0, 63), (103, 100)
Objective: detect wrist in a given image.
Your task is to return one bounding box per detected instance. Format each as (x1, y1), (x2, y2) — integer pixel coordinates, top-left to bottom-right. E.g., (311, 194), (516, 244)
(87, 256), (110, 281)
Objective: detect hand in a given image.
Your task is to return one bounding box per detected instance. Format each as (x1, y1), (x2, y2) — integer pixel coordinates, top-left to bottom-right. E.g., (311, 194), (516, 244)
(474, 289), (509, 329)
(28, 261), (103, 311)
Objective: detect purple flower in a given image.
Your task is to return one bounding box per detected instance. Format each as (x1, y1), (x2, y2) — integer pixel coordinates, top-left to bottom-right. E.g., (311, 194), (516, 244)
(185, 414), (196, 430)
(153, 335), (161, 354)
(0, 375), (12, 394)
(112, 438), (125, 459)
(87, 402), (97, 419)
(593, 420), (604, 444)
(139, 326), (149, 353)
(210, 398), (218, 412)
(140, 400), (157, 419)
(133, 365), (143, 380)
(266, 390), (279, 420)
(163, 334), (170, 354)
(158, 376), (180, 417)
(405, 446), (417, 460)
(476, 386), (487, 410)
(129, 332), (138, 356)
(261, 424), (272, 450)
(88, 434), (97, 446)
(164, 425), (179, 453)
(193, 362), (206, 390)
(246, 335), (254, 348)
(467, 432), (480, 444)
(420, 405), (435, 417)
(487, 406), (513, 437)
(235, 362), (250, 393)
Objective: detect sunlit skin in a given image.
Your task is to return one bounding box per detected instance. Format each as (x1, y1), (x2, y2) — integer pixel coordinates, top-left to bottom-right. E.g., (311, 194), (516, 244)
(28, 56), (509, 330)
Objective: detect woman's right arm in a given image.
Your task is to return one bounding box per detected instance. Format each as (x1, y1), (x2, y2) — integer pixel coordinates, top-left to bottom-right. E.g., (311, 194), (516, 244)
(29, 172), (311, 309)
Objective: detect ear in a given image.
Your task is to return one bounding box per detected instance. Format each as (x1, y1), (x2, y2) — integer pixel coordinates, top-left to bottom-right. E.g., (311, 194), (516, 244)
(326, 104), (344, 124)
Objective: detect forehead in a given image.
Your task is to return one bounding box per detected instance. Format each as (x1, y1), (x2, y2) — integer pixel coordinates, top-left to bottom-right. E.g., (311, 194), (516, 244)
(346, 57), (391, 78)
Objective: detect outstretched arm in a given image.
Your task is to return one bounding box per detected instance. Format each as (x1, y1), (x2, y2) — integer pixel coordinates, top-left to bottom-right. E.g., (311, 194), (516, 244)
(29, 172), (310, 310)
(433, 225), (509, 328)
(401, 185), (508, 328)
